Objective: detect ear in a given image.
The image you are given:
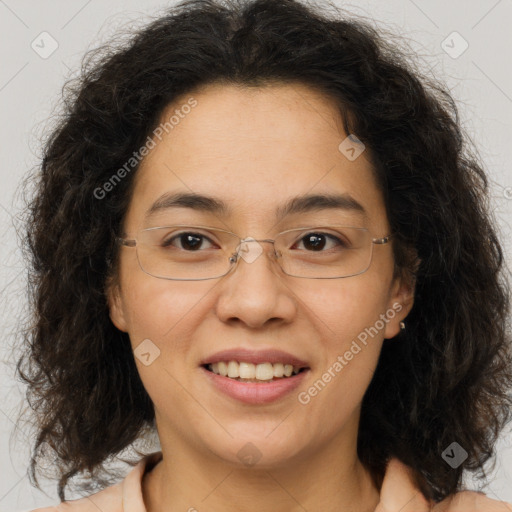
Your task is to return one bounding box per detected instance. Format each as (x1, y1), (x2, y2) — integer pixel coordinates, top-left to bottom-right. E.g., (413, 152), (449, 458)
(383, 253), (420, 340)
(105, 276), (129, 332)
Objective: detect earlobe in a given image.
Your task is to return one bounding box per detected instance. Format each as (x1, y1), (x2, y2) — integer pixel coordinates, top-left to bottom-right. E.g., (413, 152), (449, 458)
(383, 267), (418, 340)
(106, 278), (128, 332)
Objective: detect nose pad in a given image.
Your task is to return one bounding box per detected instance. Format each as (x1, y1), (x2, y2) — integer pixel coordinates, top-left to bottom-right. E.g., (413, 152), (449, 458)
(236, 237), (263, 264)
(231, 239), (281, 267)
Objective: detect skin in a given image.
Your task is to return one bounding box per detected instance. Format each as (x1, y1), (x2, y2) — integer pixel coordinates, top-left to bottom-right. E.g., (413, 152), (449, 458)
(107, 82), (510, 512)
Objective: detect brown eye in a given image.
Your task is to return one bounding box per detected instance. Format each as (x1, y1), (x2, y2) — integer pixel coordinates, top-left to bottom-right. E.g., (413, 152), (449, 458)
(162, 232), (215, 251)
(293, 233), (346, 252)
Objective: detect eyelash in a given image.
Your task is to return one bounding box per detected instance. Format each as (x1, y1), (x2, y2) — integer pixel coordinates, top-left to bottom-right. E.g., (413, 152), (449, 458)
(161, 232), (346, 251)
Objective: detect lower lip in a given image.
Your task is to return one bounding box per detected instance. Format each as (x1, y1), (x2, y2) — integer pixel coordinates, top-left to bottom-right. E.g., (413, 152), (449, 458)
(200, 366), (310, 404)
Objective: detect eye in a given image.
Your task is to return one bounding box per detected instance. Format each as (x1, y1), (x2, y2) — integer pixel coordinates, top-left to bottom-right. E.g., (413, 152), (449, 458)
(162, 232), (217, 251)
(292, 232), (347, 252)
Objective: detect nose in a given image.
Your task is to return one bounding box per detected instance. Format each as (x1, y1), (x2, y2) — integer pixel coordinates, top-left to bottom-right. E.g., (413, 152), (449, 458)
(214, 239), (297, 329)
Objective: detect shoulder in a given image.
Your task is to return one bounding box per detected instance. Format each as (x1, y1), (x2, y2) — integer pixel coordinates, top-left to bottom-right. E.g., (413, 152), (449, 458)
(378, 458), (512, 511)
(28, 481), (123, 512)
(29, 451), (163, 512)
(377, 457), (433, 511)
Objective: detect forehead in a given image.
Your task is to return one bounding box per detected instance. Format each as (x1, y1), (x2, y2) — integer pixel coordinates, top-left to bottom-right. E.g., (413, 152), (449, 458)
(127, 82), (387, 231)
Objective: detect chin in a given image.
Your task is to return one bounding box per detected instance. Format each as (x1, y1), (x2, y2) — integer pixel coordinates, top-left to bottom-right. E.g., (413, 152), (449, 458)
(203, 428), (308, 469)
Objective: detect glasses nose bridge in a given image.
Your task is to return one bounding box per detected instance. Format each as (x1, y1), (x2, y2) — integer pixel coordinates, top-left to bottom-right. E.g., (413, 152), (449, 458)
(239, 236), (278, 250)
(240, 236), (276, 245)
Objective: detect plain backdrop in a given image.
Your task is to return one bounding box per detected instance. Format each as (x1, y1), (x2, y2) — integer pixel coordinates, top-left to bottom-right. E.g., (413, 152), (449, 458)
(1, 1), (511, 510)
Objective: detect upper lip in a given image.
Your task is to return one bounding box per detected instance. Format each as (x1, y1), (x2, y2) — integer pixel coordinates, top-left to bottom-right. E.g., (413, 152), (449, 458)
(200, 348), (310, 368)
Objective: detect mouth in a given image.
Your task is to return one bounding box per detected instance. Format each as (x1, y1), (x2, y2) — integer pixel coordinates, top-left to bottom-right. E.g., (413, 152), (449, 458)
(200, 360), (311, 404)
(201, 361), (310, 383)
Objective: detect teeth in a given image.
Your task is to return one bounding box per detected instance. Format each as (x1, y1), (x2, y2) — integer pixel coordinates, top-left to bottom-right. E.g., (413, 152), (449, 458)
(207, 361), (303, 381)
(217, 362), (228, 376)
(227, 361), (239, 378)
(273, 363), (285, 378)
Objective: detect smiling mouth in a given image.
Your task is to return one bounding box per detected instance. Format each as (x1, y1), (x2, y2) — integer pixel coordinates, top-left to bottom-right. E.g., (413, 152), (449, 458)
(202, 361), (309, 382)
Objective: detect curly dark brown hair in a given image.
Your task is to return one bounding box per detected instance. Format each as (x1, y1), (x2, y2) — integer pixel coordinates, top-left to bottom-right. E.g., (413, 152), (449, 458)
(14, 0), (512, 503)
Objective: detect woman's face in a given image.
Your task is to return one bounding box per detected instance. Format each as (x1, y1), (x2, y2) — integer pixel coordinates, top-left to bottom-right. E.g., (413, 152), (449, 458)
(108, 82), (414, 469)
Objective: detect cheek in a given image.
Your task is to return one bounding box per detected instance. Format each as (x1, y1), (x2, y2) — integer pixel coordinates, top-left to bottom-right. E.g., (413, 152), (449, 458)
(292, 273), (390, 411)
(291, 273), (391, 345)
(296, 282), (386, 432)
(120, 254), (206, 341)
(119, 273), (209, 408)
(118, 272), (212, 401)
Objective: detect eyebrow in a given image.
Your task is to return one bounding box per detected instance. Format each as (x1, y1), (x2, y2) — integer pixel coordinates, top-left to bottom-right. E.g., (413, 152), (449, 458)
(145, 191), (367, 221)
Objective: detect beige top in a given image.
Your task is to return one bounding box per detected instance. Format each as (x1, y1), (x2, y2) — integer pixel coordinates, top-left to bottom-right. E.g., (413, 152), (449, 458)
(30, 451), (163, 512)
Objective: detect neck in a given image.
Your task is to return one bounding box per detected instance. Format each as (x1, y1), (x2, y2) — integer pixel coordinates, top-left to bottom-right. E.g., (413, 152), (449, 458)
(143, 430), (380, 512)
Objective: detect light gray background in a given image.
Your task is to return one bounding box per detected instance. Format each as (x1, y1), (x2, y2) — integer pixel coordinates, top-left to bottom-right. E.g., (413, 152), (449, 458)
(1, 1), (511, 511)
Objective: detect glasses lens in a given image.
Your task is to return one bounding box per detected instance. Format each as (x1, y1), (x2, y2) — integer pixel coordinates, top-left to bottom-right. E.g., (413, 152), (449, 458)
(136, 226), (238, 280)
(275, 226), (372, 279)
(134, 225), (374, 280)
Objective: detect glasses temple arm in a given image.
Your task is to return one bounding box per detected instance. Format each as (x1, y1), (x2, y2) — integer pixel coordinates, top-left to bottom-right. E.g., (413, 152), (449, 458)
(116, 237), (136, 247)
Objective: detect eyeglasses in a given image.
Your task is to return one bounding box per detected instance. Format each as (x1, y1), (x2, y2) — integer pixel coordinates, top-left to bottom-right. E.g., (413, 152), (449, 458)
(116, 224), (392, 280)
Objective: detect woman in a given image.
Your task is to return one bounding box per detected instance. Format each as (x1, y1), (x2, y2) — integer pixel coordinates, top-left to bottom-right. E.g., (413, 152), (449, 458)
(18, 0), (512, 510)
